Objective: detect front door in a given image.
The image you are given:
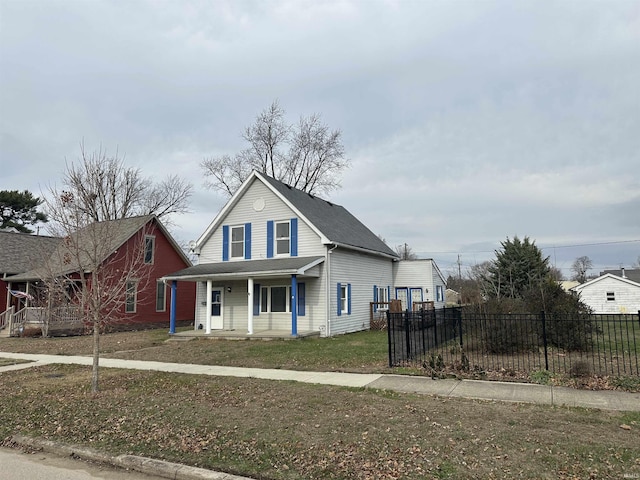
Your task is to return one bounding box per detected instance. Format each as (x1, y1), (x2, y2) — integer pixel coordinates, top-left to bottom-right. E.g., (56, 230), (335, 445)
(210, 289), (223, 329)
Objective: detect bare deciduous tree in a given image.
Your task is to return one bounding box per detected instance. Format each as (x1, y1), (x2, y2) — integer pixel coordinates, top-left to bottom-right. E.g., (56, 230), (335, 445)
(43, 189), (153, 393)
(62, 143), (192, 226)
(202, 100), (349, 197)
(395, 243), (418, 260)
(571, 255), (593, 283)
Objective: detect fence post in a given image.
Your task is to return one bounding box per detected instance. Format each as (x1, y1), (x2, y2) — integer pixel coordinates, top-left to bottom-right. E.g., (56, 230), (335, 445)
(405, 309), (411, 360)
(387, 311), (393, 368)
(541, 311), (549, 371)
(457, 307), (463, 347)
(420, 307), (426, 356)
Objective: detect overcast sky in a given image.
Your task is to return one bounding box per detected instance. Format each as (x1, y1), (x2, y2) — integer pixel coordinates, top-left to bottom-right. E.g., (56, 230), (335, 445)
(1, 0), (639, 279)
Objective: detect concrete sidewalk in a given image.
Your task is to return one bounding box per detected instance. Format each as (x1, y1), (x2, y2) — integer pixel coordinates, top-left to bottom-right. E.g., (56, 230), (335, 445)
(1, 351), (639, 411)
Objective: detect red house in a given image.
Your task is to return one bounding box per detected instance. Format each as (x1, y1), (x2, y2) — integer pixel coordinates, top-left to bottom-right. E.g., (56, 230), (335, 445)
(1, 215), (194, 336)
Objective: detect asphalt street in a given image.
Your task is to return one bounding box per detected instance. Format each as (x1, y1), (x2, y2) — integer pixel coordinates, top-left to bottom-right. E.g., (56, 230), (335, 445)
(0, 448), (166, 480)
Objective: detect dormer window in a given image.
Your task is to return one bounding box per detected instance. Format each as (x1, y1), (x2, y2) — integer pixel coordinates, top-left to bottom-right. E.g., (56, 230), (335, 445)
(275, 221), (290, 255)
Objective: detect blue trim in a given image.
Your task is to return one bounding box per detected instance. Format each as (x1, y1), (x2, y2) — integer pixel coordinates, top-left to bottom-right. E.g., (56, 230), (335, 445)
(290, 218), (298, 257)
(337, 282), (342, 316)
(244, 222), (251, 259)
(266, 221), (274, 258)
(373, 285), (378, 312)
(291, 275), (298, 336)
(297, 282), (305, 316)
(387, 286), (391, 304)
(253, 283), (260, 316)
(222, 225), (229, 261)
(169, 281), (177, 334)
(347, 283), (352, 315)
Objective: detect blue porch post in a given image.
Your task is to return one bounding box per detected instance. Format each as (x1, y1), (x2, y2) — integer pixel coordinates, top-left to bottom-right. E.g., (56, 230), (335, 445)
(291, 274), (298, 337)
(169, 280), (177, 334)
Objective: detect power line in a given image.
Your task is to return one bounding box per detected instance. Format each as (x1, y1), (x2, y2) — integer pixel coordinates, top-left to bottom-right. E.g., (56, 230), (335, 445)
(418, 239), (640, 255)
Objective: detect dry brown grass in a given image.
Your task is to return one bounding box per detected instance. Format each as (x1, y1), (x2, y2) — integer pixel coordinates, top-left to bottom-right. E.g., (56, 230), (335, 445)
(1, 364), (639, 479)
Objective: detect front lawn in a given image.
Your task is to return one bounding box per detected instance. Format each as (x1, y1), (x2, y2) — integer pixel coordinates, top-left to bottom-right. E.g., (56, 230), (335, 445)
(1, 364), (639, 480)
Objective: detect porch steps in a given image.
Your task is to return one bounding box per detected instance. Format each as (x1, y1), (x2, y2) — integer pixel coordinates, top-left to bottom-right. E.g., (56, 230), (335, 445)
(0, 327), (10, 338)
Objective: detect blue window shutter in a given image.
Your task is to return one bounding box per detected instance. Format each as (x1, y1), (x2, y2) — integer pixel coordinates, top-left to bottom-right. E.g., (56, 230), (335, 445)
(337, 282), (342, 316)
(297, 282), (305, 316)
(266, 221), (274, 258)
(373, 285), (378, 312)
(244, 223), (251, 259)
(387, 286), (391, 303)
(290, 218), (298, 257)
(347, 283), (352, 315)
(222, 225), (229, 261)
(253, 283), (260, 316)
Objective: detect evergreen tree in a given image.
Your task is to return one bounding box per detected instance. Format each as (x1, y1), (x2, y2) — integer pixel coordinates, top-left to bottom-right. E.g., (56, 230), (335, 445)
(0, 190), (48, 233)
(487, 236), (550, 299)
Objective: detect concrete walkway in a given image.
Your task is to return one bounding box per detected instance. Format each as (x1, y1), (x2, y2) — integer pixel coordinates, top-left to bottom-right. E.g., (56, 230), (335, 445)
(1, 351), (639, 411)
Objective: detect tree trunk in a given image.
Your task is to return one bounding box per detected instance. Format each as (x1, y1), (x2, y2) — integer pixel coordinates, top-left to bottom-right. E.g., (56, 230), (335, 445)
(91, 320), (100, 393)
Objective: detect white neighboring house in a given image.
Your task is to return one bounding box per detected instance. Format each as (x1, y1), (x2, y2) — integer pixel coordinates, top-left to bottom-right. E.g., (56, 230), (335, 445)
(572, 273), (640, 314)
(392, 259), (447, 310)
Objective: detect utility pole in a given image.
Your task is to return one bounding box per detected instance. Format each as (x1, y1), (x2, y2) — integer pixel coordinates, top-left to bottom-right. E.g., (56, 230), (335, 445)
(457, 254), (462, 279)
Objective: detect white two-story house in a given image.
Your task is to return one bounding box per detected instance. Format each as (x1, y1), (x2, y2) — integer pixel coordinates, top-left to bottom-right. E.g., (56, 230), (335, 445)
(164, 170), (400, 337)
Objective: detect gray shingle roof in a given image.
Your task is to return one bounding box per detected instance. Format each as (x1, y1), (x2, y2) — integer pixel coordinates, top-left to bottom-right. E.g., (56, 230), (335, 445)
(601, 269), (640, 283)
(7, 215), (156, 282)
(259, 173), (397, 258)
(164, 256), (324, 280)
(0, 231), (61, 276)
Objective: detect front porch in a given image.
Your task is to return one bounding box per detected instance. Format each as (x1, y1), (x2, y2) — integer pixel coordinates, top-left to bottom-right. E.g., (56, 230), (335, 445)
(171, 328), (320, 340)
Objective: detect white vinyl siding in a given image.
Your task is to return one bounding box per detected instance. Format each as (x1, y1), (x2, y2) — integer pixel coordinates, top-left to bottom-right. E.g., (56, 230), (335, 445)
(198, 179), (324, 263)
(575, 276), (640, 314)
(329, 248), (394, 336)
(393, 259), (447, 309)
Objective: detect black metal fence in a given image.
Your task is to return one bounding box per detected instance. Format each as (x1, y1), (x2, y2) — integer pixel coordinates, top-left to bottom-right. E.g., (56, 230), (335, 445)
(387, 307), (640, 377)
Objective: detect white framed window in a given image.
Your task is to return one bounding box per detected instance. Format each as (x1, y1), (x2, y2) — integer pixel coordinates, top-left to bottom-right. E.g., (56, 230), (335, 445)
(436, 285), (444, 302)
(144, 235), (155, 264)
(340, 284), (348, 313)
(156, 281), (166, 312)
(377, 286), (388, 309)
(231, 225), (245, 258)
(275, 221), (290, 255)
(259, 285), (291, 313)
(606, 291), (615, 301)
(125, 281), (138, 313)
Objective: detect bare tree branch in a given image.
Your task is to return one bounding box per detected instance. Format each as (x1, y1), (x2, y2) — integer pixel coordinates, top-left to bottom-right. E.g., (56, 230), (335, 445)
(59, 142), (192, 225)
(202, 101), (349, 197)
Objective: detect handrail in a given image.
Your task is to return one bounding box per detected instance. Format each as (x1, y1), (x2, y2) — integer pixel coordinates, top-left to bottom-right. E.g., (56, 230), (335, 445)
(10, 307), (28, 336)
(0, 306), (15, 330)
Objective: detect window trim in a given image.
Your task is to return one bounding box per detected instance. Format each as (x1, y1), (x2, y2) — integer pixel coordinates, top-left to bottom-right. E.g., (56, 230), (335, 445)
(125, 280), (138, 313)
(338, 283), (351, 316)
(230, 225), (245, 258)
(156, 280), (166, 312)
(606, 291), (615, 301)
(144, 235), (155, 264)
(259, 285), (292, 313)
(275, 220), (291, 256)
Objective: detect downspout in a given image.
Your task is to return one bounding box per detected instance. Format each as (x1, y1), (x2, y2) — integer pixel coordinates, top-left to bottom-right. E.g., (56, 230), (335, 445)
(325, 244), (338, 337)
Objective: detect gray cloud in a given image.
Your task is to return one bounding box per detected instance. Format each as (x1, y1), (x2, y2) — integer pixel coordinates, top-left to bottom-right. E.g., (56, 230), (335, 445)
(1, 0), (638, 276)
